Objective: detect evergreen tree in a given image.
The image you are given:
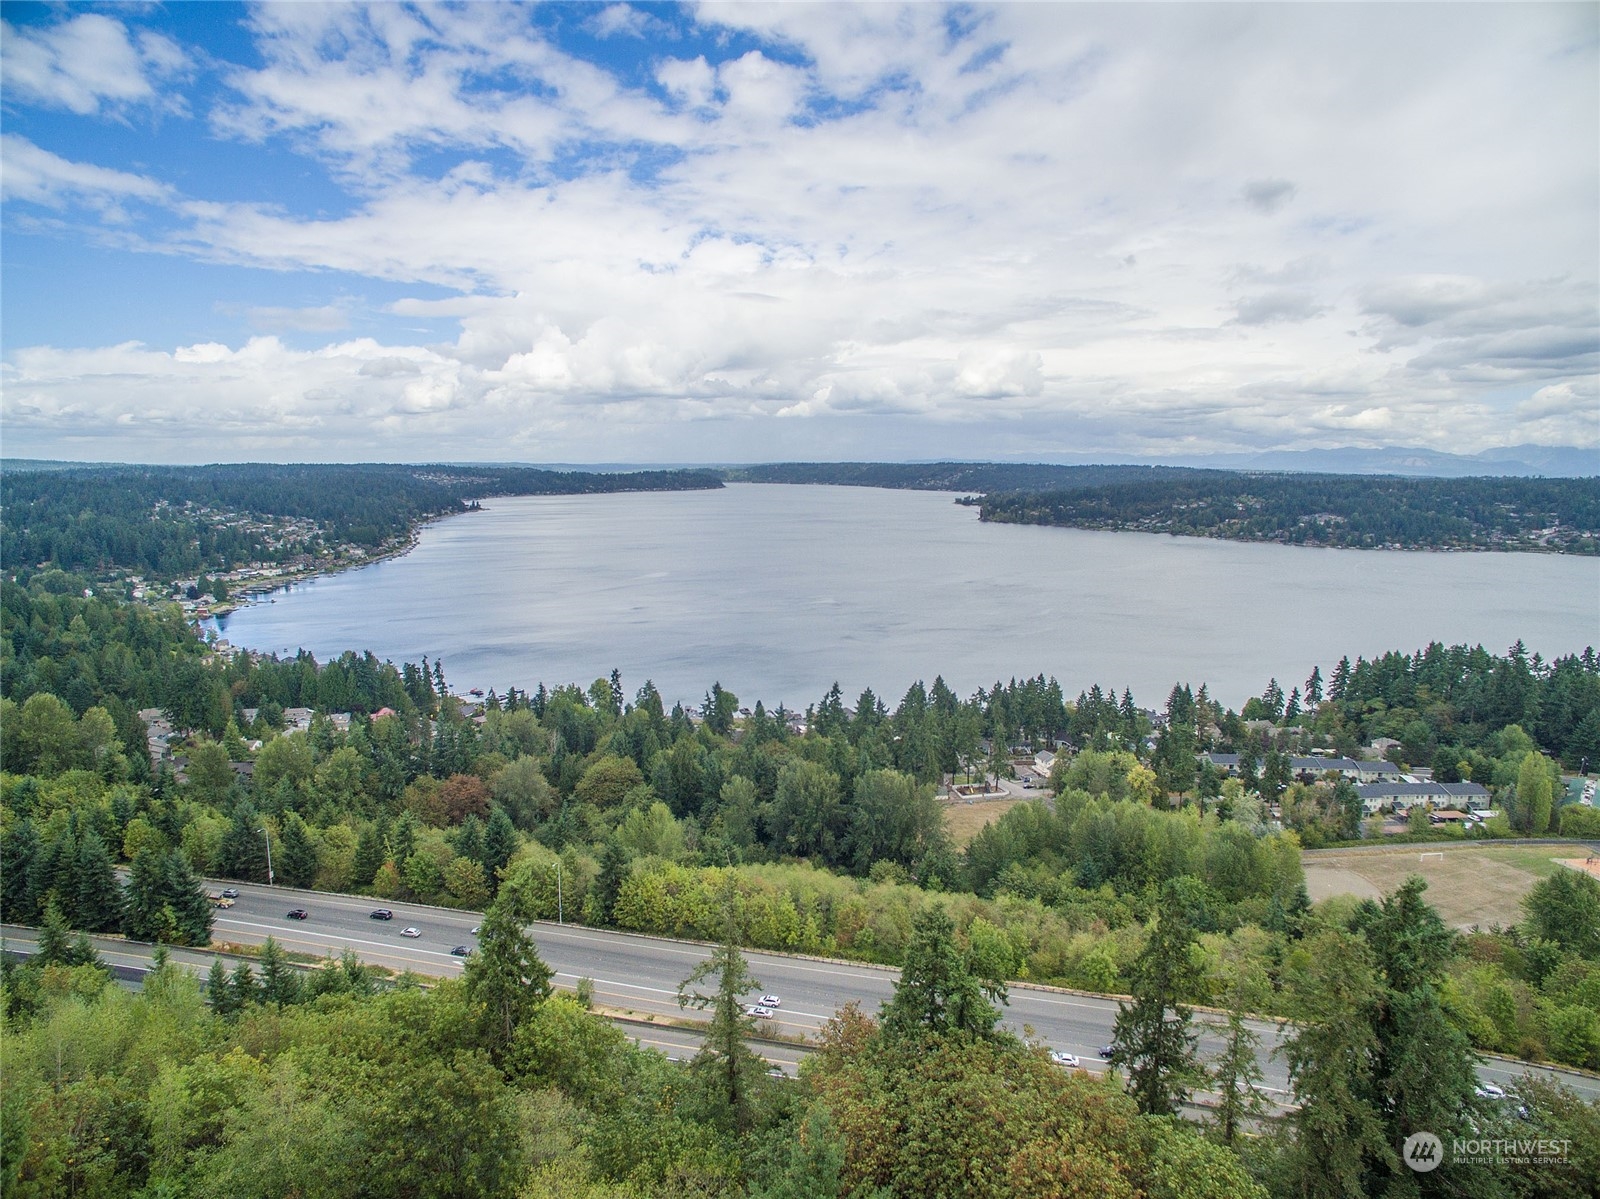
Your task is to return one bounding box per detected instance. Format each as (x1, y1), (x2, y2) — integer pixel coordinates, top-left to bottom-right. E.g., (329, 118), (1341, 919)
(73, 829), (122, 933)
(1355, 877), (1482, 1197)
(215, 803), (268, 882)
(881, 905), (1003, 1040)
(229, 958), (259, 1009)
(1330, 656), (1352, 702)
(258, 937), (302, 1007)
(1109, 882), (1204, 1116)
(166, 850), (214, 946)
(207, 956), (242, 1018)
(1211, 1007), (1266, 1146)
(123, 844), (178, 944)
(35, 895), (75, 966)
(0, 817), (41, 924)
(454, 815), (486, 867)
(593, 840), (631, 925)
(1304, 665), (1324, 706)
(276, 812), (319, 888)
(677, 889), (767, 1131)
(391, 812), (418, 865)
(32, 825), (77, 921)
(481, 806), (518, 894)
(1208, 948), (1269, 1147)
(351, 822), (387, 888)
(462, 878), (552, 1063)
(1281, 930), (1391, 1199)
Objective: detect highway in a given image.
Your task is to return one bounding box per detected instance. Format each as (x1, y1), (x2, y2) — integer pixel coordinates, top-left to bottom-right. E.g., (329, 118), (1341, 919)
(0, 922), (809, 1077)
(9, 879), (1596, 1104)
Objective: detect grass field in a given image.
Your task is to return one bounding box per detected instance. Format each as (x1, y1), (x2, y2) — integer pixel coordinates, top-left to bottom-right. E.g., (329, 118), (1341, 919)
(943, 797), (1029, 847)
(1301, 842), (1592, 929)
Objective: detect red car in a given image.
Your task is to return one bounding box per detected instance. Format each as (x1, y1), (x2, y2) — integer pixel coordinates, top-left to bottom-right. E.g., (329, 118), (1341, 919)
(286, 909), (309, 920)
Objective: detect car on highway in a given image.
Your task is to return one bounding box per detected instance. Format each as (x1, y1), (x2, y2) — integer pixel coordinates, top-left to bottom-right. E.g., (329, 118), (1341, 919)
(369, 909), (394, 920)
(400, 926), (422, 938)
(209, 893), (235, 908)
(1475, 1083), (1507, 1101)
(450, 945), (471, 956)
(1049, 1050), (1080, 1068)
(471, 925), (481, 935)
(1098, 1045), (1115, 1060)
(759, 994), (782, 1008)
(746, 1005), (775, 1019)
(287, 909), (309, 920)
(220, 888), (240, 898)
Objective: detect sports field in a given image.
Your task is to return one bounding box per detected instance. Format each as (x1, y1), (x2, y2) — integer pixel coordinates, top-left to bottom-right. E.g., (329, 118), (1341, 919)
(1301, 842), (1594, 929)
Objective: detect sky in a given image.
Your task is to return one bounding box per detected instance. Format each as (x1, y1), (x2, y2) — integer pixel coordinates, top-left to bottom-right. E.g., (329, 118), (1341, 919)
(1, 1), (1596, 465)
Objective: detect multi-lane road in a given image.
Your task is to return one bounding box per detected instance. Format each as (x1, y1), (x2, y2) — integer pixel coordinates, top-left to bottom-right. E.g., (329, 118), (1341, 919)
(8, 879), (1596, 1104)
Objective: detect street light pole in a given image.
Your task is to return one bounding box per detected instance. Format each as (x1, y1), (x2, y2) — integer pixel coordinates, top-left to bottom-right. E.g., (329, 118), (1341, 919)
(554, 859), (563, 925)
(260, 825), (275, 886)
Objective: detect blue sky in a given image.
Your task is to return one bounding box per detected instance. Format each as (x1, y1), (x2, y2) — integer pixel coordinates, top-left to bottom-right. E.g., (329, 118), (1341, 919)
(2, 1), (1596, 463)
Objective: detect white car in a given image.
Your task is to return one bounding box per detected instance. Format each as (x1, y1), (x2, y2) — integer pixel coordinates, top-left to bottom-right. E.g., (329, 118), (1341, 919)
(758, 994), (782, 1008)
(1475, 1082), (1507, 1101)
(1049, 1050), (1080, 1068)
(746, 1005), (775, 1019)
(400, 926), (422, 938)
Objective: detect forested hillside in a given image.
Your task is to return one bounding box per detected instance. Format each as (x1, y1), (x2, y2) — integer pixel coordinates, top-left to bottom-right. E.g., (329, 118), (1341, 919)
(0, 462), (722, 579)
(976, 472), (1600, 553)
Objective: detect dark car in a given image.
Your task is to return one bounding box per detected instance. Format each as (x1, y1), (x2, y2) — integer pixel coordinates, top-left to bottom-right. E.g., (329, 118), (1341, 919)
(450, 945), (471, 957)
(369, 908), (394, 920)
(220, 888), (240, 899)
(287, 909), (310, 920)
(1098, 1045), (1115, 1060)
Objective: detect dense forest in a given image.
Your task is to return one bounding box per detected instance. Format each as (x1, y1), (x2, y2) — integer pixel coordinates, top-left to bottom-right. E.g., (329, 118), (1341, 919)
(975, 473), (1600, 553)
(0, 462), (722, 579)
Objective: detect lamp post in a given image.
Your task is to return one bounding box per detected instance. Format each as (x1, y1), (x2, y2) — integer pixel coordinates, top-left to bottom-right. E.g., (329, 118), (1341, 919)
(553, 858), (563, 925)
(260, 826), (275, 886)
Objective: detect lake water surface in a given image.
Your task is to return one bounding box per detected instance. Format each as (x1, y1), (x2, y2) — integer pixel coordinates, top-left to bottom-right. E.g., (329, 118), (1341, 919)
(209, 484), (1600, 711)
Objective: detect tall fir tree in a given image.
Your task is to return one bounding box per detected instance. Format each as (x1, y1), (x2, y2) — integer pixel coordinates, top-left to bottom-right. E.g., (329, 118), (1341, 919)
(258, 937), (302, 1007)
(1109, 881), (1204, 1116)
(881, 905), (1003, 1041)
(677, 888), (768, 1131)
(1281, 930), (1391, 1199)
(207, 957), (241, 1018)
(164, 849), (214, 947)
(276, 812), (319, 888)
(230, 959), (259, 1009)
(481, 806), (518, 894)
(1, 817), (41, 924)
(351, 822), (387, 888)
(73, 830), (122, 933)
(462, 878), (552, 1063)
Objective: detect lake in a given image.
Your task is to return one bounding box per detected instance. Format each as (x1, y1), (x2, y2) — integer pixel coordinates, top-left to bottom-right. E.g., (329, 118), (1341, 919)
(209, 484), (1600, 711)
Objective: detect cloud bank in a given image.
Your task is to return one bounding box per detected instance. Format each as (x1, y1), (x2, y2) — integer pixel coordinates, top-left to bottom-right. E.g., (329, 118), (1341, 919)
(2, 2), (1595, 462)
